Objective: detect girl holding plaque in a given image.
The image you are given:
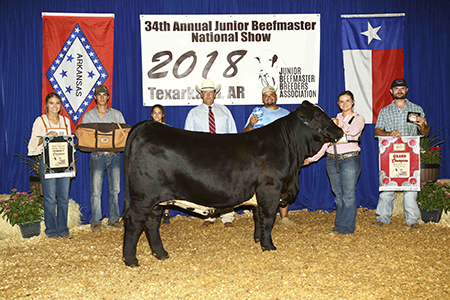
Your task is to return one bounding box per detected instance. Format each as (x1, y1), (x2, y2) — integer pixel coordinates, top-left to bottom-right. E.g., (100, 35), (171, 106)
(28, 92), (73, 239)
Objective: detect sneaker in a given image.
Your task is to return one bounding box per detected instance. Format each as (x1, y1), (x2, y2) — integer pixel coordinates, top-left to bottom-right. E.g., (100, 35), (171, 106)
(374, 221), (385, 227)
(202, 220), (214, 226)
(92, 223), (102, 233)
(111, 221), (123, 229)
(410, 223), (421, 229)
(224, 222), (233, 228)
(279, 217), (294, 226)
(162, 213), (171, 224)
(62, 234), (73, 239)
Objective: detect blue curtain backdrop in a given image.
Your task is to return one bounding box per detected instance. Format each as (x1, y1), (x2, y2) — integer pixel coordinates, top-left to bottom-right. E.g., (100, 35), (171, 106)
(1, 0), (449, 224)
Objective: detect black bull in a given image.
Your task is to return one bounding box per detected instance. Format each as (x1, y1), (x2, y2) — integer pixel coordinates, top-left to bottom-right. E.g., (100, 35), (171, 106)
(122, 100), (343, 266)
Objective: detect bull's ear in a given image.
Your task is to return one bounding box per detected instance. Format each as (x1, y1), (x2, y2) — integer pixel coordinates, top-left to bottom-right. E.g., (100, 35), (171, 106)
(298, 101), (311, 118)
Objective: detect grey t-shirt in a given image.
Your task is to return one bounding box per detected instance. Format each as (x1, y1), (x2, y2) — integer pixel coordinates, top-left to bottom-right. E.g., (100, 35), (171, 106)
(82, 106), (126, 124)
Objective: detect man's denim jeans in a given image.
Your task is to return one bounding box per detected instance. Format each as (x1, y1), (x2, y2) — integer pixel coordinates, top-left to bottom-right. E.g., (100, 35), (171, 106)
(376, 191), (420, 226)
(89, 152), (121, 226)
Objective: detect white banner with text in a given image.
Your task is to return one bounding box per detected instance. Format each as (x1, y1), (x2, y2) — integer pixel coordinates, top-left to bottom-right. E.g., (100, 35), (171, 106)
(140, 14), (320, 106)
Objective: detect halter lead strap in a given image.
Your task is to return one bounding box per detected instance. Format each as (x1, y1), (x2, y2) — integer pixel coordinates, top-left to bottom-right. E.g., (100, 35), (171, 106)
(333, 143), (340, 173)
(296, 112), (340, 172)
(296, 115), (332, 136)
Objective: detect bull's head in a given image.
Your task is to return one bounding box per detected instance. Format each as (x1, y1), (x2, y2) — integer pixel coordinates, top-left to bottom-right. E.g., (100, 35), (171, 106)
(296, 100), (343, 143)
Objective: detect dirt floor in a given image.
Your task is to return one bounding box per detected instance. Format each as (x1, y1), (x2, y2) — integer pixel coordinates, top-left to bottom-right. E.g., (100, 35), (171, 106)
(1, 208), (449, 299)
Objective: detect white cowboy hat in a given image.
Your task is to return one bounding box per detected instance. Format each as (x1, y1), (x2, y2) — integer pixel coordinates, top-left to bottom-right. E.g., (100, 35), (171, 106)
(195, 79), (221, 94)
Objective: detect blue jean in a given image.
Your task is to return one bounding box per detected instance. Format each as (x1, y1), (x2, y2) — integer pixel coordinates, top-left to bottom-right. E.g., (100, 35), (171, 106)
(376, 191), (420, 226)
(89, 152), (121, 226)
(40, 164), (71, 238)
(326, 154), (361, 234)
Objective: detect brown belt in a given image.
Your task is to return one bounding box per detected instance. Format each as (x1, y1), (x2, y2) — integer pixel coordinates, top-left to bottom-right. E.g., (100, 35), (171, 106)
(327, 151), (359, 161)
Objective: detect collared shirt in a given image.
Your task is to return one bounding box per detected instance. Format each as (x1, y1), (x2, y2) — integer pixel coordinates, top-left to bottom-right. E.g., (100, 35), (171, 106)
(244, 106), (290, 128)
(184, 103), (237, 134)
(82, 106), (126, 124)
(375, 99), (426, 136)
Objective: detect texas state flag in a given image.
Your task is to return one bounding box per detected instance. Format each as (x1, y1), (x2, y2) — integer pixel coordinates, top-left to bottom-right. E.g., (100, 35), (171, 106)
(341, 14), (405, 124)
(42, 13), (114, 129)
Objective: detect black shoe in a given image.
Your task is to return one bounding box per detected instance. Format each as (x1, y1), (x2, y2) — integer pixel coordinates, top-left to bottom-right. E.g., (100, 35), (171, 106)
(162, 213), (170, 224)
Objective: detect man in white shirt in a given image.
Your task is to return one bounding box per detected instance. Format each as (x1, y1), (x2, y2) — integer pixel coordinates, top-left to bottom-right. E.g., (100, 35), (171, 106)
(185, 80), (237, 134)
(184, 79), (237, 227)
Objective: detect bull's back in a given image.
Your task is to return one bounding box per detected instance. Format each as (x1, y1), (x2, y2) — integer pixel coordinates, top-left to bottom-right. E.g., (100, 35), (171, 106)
(125, 121), (288, 207)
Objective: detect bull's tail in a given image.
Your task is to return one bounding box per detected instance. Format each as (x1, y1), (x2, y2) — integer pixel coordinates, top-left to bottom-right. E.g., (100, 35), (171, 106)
(122, 121), (148, 217)
(121, 129), (132, 217)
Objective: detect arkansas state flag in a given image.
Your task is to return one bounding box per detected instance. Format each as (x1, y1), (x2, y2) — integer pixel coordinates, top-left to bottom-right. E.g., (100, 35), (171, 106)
(42, 13), (114, 129)
(341, 13), (405, 124)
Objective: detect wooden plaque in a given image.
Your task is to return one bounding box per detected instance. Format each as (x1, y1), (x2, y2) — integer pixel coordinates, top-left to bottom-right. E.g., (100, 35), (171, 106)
(42, 135), (76, 179)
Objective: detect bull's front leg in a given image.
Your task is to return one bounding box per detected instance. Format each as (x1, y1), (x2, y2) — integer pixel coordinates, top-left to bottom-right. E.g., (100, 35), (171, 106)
(258, 201), (278, 251)
(143, 205), (169, 260)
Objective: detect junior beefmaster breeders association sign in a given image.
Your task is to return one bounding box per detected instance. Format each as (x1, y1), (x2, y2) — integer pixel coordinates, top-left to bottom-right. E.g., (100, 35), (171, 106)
(140, 14), (320, 106)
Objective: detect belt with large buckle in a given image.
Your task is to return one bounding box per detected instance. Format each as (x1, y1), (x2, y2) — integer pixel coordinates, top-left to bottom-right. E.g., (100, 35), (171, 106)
(327, 151), (359, 161)
(102, 152), (117, 156)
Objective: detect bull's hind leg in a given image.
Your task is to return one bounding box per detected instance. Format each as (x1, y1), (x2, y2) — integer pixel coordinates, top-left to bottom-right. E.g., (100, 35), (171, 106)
(252, 206), (262, 243)
(143, 205), (169, 260)
(122, 204), (150, 267)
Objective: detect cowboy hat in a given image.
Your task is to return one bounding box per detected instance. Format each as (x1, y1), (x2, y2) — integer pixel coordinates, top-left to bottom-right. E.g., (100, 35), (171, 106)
(195, 79), (221, 94)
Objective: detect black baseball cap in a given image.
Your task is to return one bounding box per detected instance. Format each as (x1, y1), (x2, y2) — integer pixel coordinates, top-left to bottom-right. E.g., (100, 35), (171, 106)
(391, 78), (408, 88)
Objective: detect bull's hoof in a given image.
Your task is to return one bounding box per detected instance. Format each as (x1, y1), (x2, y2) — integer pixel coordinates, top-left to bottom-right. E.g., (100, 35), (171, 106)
(261, 245), (277, 251)
(254, 237), (261, 243)
(152, 251), (169, 260)
(123, 257), (140, 267)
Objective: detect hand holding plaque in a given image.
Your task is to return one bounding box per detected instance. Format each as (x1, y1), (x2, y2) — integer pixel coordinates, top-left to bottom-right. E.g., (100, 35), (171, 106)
(407, 112), (421, 123)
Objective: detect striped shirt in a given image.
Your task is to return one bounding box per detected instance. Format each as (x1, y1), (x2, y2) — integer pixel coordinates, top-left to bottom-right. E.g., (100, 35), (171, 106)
(375, 99), (425, 136)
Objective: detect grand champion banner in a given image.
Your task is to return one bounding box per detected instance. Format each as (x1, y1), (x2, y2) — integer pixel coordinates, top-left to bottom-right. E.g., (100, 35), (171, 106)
(141, 14), (320, 106)
(378, 136), (420, 191)
(42, 13), (114, 129)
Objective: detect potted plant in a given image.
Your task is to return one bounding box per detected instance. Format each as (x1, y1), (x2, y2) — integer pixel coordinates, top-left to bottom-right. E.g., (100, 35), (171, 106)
(15, 126), (43, 195)
(0, 187), (44, 238)
(420, 127), (444, 183)
(16, 153), (42, 190)
(417, 181), (450, 223)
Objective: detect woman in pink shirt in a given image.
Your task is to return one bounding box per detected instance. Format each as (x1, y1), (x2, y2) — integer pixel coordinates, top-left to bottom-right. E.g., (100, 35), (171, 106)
(304, 91), (365, 234)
